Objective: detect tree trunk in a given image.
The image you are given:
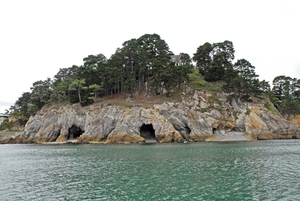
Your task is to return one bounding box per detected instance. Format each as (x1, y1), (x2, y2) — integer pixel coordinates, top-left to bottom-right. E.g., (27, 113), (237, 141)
(67, 89), (70, 102)
(78, 87), (81, 102)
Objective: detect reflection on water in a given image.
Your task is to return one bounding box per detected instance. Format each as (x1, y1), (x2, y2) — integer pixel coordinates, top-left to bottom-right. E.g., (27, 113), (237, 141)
(1, 140), (300, 200)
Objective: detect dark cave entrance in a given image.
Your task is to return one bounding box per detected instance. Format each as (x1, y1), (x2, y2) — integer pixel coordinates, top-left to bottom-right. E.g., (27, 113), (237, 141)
(68, 125), (84, 140)
(140, 124), (156, 141)
(182, 124), (191, 135)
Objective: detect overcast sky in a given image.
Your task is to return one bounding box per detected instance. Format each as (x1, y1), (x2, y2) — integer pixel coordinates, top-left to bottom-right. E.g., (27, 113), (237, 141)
(1, 0), (300, 113)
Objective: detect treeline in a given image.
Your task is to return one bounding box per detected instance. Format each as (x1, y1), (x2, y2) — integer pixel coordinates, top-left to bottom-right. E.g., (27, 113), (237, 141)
(9, 34), (193, 123)
(7, 33), (300, 126)
(193, 41), (300, 115)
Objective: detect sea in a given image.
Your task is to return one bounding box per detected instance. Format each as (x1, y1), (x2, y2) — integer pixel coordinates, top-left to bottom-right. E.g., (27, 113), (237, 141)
(1, 140), (300, 200)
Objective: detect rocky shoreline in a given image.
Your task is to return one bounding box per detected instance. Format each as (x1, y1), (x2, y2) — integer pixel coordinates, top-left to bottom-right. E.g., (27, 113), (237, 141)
(1, 91), (300, 144)
(1, 131), (300, 145)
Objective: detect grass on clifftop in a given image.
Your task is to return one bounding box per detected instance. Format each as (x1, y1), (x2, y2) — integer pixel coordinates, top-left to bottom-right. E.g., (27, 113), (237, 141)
(189, 70), (206, 91)
(95, 94), (179, 108)
(188, 70), (222, 92)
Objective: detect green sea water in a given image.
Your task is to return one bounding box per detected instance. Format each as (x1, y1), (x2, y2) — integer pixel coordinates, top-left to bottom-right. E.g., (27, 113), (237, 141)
(1, 140), (300, 200)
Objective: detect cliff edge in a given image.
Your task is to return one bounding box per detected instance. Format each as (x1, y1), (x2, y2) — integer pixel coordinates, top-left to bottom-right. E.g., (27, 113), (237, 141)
(1, 91), (300, 144)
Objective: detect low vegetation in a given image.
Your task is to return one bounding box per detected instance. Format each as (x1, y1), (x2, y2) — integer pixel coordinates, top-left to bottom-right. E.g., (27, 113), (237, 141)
(0, 119), (13, 131)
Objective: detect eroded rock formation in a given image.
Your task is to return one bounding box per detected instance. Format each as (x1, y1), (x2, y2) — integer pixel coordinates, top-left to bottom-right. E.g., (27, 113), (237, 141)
(1, 91), (300, 144)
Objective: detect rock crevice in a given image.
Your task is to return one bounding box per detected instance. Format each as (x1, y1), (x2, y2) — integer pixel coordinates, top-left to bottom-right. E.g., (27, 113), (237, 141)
(2, 92), (300, 144)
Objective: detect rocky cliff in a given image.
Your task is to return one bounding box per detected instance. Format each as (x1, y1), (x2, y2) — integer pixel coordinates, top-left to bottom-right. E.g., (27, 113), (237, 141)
(1, 91), (300, 144)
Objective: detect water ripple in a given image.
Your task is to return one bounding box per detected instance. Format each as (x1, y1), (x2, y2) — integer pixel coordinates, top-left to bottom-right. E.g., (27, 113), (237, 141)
(1, 140), (300, 200)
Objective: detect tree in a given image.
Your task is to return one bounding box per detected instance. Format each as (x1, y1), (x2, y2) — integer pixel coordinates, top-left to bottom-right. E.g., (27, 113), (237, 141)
(291, 78), (300, 99)
(172, 53), (194, 90)
(279, 97), (300, 115)
(212, 40), (235, 62)
(104, 49), (125, 97)
(120, 39), (140, 97)
(233, 59), (260, 96)
(272, 75), (292, 100)
(30, 78), (52, 110)
(193, 40), (235, 81)
(10, 92), (32, 124)
(89, 84), (103, 98)
(51, 65), (80, 102)
(137, 33), (173, 95)
(69, 79), (87, 102)
(53, 65), (79, 83)
(223, 58), (260, 98)
(222, 65), (240, 93)
(259, 80), (271, 93)
(51, 78), (72, 102)
(192, 42), (213, 76)
(270, 75), (300, 114)
(80, 54), (107, 86)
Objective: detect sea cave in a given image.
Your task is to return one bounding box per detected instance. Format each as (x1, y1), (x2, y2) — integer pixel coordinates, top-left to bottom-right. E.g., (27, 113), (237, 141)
(68, 125), (84, 140)
(140, 123), (156, 141)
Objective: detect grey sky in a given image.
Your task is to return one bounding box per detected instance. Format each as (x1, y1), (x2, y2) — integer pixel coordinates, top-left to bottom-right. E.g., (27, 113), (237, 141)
(1, 0), (300, 113)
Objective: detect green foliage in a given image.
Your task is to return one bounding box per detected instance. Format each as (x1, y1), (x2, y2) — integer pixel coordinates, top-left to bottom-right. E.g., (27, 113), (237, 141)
(192, 42), (213, 76)
(267, 91), (280, 109)
(8, 33), (300, 127)
(10, 92), (33, 123)
(189, 70), (206, 90)
(245, 108), (251, 115)
(278, 98), (300, 115)
(80, 97), (95, 107)
(198, 80), (206, 87)
(233, 111), (239, 120)
(260, 80), (271, 93)
(272, 75), (300, 100)
(51, 78), (71, 102)
(269, 76), (300, 115)
(188, 70), (223, 93)
(30, 78), (52, 110)
(89, 84), (103, 98)
(200, 108), (207, 113)
(226, 94), (236, 102)
(136, 34), (173, 96)
(0, 119), (13, 131)
(205, 83), (222, 93)
(193, 40), (235, 82)
(264, 102), (275, 113)
(171, 53), (194, 90)
(69, 79), (87, 102)
(223, 59), (261, 97)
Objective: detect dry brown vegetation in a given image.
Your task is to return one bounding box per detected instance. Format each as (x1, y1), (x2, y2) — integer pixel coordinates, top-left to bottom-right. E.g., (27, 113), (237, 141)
(94, 93), (182, 108)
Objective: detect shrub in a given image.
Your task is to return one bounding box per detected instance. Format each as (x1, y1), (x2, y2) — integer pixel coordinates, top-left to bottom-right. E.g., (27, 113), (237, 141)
(264, 102), (275, 113)
(188, 70), (205, 91)
(245, 108), (251, 115)
(80, 97), (95, 107)
(198, 80), (206, 87)
(0, 119), (13, 131)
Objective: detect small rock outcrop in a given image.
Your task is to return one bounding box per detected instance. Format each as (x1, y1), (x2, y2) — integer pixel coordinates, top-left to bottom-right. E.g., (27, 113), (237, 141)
(1, 91), (300, 144)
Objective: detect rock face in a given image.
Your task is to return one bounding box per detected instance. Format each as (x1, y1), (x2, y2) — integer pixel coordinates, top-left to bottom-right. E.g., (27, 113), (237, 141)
(2, 91), (300, 144)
